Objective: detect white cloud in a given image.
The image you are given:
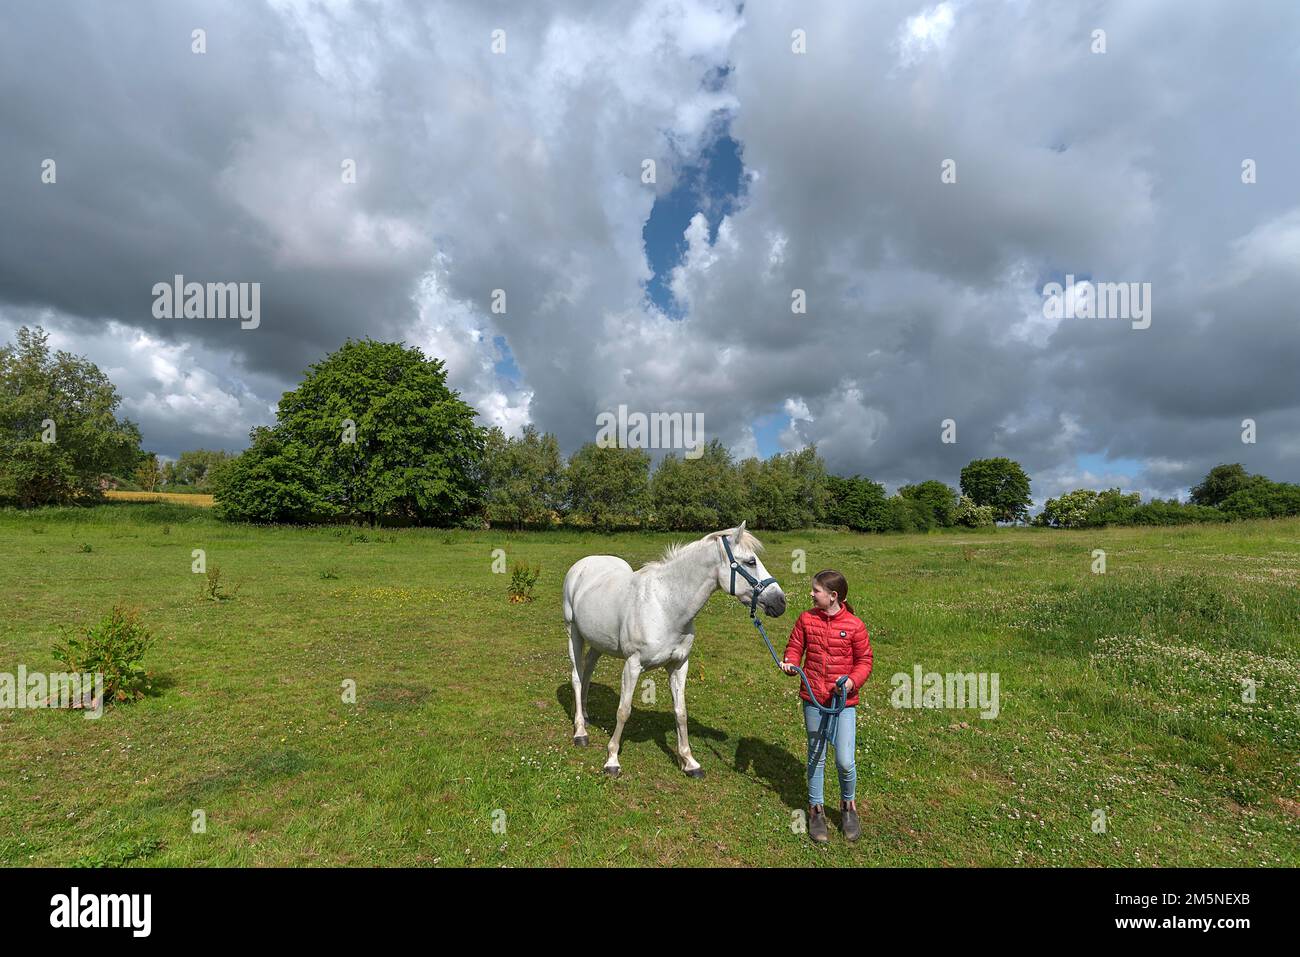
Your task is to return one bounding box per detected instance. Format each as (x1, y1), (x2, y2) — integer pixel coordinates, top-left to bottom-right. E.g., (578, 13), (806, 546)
(896, 2), (958, 66)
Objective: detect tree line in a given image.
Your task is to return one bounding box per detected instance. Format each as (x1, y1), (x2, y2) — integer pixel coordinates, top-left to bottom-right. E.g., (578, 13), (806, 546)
(4, 327), (1298, 531)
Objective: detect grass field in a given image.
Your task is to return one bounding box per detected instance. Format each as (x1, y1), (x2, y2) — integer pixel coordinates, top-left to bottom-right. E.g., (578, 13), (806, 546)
(1, 504), (1297, 867)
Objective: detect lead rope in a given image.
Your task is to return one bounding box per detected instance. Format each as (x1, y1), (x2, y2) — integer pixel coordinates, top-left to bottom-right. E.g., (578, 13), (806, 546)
(720, 534), (849, 752)
(750, 611), (849, 741)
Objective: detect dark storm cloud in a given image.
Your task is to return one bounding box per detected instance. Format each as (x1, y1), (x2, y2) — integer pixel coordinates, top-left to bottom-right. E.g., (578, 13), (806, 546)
(0, 1), (432, 383)
(0, 0), (1297, 498)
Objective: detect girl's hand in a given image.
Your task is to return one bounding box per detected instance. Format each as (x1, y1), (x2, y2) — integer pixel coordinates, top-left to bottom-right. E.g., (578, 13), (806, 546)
(841, 678), (855, 693)
(779, 662), (798, 675)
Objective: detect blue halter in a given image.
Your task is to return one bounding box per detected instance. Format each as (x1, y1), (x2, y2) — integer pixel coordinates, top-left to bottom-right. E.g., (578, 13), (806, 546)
(720, 532), (779, 617)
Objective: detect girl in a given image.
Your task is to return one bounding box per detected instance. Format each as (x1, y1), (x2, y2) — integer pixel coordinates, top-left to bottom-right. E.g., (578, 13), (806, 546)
(780, 569), (873, 844)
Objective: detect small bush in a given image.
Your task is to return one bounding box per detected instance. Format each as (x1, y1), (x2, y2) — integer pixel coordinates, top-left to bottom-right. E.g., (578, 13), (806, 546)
(955, 495), (996, 528)
(53, 606), (158, 705)
(508, 562), (540, 603)
(197, 564), (238, 601)
(1035, 489), (1100, 528)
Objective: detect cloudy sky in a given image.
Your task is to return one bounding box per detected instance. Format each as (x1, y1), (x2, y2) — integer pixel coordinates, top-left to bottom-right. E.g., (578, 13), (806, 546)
(2, 0), (1298, 506)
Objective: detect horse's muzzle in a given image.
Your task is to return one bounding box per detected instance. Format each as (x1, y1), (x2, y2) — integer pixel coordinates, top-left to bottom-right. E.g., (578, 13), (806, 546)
(760, 590), (787, 617)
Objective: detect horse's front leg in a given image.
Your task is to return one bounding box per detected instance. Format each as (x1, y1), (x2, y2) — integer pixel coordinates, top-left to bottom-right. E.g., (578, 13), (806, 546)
(667, 656), (702, 777)
(603, 655), (642, 777)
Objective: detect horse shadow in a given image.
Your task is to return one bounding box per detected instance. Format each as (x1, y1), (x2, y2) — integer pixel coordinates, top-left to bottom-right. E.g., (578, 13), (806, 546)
(555, 681), (812, 812)
(555, 681), (728, 768)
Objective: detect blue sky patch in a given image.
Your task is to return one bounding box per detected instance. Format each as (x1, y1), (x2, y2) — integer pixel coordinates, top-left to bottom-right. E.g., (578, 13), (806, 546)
(642, 124), (746, 317)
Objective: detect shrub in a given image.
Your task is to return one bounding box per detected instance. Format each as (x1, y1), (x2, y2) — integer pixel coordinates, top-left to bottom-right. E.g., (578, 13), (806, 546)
(508, 562), (540, 603)
(898, 480), (959, 527)
(824, 474), (890, 531)
(1128, 499), (1230, 526)
(52, 606), (157, 705)
(1036, 489), (1100, 528)
(1082, 489), (1142, 527)
(955, 495), (996, 528)
(1218, 480), (1300, 520)
(882, 495), (932, 532)
(197, 565), (239, 601)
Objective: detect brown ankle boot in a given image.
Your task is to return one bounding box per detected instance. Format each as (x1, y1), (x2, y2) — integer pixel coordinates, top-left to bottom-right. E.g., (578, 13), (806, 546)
(808, 804), (829, 843)
(840, 801), (861, 842)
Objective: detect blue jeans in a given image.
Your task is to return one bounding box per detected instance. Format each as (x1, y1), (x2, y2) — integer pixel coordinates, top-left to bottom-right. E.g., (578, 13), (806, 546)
(802, 701), (856, 806)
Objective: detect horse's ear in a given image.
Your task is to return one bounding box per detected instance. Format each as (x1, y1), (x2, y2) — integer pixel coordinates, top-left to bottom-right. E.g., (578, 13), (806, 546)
(735, 520), (747, 536)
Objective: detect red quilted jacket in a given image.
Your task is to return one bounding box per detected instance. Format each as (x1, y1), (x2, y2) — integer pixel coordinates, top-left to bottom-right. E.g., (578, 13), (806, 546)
(783, 606), (873, 707)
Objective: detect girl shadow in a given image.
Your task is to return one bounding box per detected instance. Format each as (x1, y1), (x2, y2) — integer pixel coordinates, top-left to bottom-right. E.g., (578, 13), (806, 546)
(734, 736), (809, 811)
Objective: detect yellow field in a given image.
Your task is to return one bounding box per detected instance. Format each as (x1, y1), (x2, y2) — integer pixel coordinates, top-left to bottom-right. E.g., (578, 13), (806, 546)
(104, 490), (215, 507)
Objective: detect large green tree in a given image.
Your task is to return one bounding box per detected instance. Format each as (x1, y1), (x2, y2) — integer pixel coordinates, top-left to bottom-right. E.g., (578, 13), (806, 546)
(212, 427), (340, 523)
(565, 441), (651, 530)
(480, 424), (565, 529)
(736, 446), (828, 530)
(959, 457), (1032, 523)
(899, 480), (960, 527)
(823, 474), (890, 531)
(650, 439), (744, 530)
(1189, 463), (1256, 507)
(167, 448), (233, 488)
(134, 452), (162, 492)
(214, 339), (485, 525)
(0, 326), (141, 507)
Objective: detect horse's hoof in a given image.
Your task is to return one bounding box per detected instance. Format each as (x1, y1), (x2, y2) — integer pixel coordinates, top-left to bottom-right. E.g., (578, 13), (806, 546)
(684, 767), (704, 779)
(573, 735), (589, 747)
(602, 766), (621, 777)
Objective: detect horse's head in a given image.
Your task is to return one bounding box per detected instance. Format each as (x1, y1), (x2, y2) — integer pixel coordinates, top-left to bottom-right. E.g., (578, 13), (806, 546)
(713, 522), (786, 618)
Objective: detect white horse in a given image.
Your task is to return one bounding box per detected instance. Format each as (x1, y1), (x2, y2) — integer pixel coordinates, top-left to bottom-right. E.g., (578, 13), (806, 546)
(562, 522), (786, 777)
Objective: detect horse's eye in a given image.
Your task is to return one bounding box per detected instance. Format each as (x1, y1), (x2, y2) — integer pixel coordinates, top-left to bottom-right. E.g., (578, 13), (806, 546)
(745, 558), (757, 566)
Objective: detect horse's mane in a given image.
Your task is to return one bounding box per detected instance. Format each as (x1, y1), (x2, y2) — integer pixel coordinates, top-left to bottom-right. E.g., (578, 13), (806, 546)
(643, 527), (764, 569)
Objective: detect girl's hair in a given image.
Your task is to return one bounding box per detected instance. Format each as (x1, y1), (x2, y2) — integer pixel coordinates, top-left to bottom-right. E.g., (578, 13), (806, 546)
(813, 569), (854, 614)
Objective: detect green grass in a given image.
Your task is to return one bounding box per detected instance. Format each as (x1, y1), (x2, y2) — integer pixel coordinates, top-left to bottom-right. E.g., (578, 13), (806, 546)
(1, 504), (1297, 866)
